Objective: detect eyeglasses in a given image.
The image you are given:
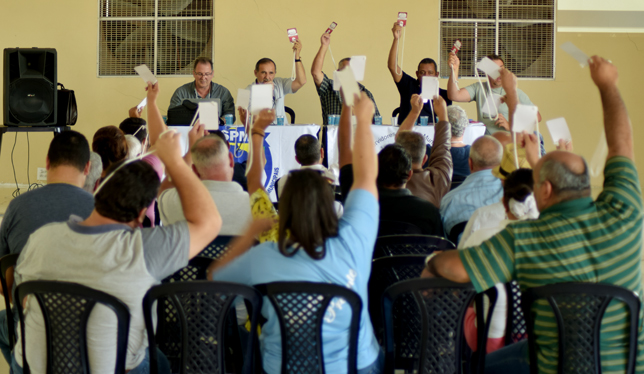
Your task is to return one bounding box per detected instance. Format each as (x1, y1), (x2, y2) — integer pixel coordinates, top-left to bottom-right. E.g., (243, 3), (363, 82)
(194, 72), (213, 78)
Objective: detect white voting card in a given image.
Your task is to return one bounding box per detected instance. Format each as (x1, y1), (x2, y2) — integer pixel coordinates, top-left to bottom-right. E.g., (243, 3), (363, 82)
(236, 89), (250, 110)
(250, 84), (273, 115)
(560, 42), (590, 68)
(198, 101), (219, 130)
(512, 104), (539, 133)
(349, 55), (367, 82)
(336, 68), (360, 107)
(546, 117), (572, 144)
(333, 70), (342, 91)
(421, 76), (439, 101)
(481, 93), (503, 117)
(477, 57), (501, 79)
(134, 65), (157, 85)
(136, 97), (147, 112)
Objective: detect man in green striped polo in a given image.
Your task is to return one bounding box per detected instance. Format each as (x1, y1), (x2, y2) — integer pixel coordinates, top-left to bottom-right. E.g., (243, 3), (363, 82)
(423, 56), (643, 373)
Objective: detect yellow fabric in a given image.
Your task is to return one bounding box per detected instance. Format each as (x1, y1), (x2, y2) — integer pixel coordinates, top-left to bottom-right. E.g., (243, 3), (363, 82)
(250, 189), (279, 243)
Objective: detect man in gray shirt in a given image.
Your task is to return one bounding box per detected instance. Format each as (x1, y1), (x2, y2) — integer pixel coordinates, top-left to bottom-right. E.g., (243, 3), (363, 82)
(169, 57), (236, 123)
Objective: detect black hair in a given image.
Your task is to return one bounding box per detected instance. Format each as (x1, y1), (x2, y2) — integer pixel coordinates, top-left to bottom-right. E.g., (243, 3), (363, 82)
(255, 58), (276, 71)
(92, 126), (128, 171)
(377, 144), (412, 188)
(294, 135), (320, 166)
(119, 117), (147, 144)
(47, 130), (90, 172)
(487, 54), (505, 65)
(503, 168), (534, 203)
(417, 58), (438, 72)
(193, 56), (213, 71)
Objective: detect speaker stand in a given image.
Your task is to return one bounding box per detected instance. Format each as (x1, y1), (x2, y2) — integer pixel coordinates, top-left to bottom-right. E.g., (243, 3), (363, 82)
(0, 126), (70, 156)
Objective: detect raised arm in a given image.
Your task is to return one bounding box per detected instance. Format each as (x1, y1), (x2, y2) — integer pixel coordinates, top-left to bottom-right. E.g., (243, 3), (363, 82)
(291, 40), (307, 93)
(155, 130), (221, 258)
(396, 94), (423, 134)
(311, 33), (330, 87)
(246, 109), (276, 195)
(589, 56), (632, 161)
(446, 52), (472, 102)
(351, 93), (378, 198)
(387, 22), (403, 83)
(146, 82), (168, 147)
(425, 96), (453, 195)
(499, 68), (519, 132)
(338, 101), (353, 169)
(158, 122), (207, 196)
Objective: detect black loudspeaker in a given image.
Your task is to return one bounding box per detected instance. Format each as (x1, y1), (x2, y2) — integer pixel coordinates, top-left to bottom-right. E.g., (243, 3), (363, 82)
(3, 48), (57, 126)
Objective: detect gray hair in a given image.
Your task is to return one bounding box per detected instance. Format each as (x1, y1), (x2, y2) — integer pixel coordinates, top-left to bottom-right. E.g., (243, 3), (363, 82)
(470, 135), (502, 169)
(395, 131), (426, 164)
(447, 105), (469, 137)
(83, 152), (103, 193)
(125, 135), (141, 160)
(191, 135), (229, 171)
(539, 158), (590, 198)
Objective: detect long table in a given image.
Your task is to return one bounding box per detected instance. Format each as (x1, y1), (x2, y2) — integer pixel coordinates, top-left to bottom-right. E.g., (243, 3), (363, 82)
(171, 123), (486, 201)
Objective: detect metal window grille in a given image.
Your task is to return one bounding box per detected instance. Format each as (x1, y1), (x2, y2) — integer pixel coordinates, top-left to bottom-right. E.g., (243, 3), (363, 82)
(98, 0), (213, 77)
(439, 0), (555, 79)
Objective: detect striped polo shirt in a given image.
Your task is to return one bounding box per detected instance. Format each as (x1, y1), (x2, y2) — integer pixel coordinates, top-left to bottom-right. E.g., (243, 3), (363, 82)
(459, 156), (644, 373)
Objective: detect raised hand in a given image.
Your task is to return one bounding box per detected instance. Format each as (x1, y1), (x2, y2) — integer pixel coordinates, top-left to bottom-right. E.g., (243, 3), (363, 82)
(448, 52), (460, 72)
(589, 56), (618, 91)
(433, 95), (448, 122)
(392, 22), (402, 40)
(146, 82), (160, 103)
(499, 68), (517, 93)
(353, 92), (375, 123)
(155, 130), (182, 165)
(252, 109), (276, 132)
(320, 33), (330, 46)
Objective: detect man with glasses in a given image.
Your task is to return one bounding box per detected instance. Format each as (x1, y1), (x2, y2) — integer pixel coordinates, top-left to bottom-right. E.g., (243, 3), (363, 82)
(169, 57), (236, 122)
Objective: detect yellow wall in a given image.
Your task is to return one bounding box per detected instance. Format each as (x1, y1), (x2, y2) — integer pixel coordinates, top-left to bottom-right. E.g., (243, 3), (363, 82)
(0, 0), (643, 190)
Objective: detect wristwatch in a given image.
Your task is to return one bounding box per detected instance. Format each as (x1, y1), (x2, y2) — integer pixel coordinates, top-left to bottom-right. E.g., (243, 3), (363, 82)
(295, 58), (302, 62)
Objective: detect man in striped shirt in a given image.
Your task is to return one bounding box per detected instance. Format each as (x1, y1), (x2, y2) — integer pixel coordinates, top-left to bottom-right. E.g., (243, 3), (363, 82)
(423, 56), (643, 373)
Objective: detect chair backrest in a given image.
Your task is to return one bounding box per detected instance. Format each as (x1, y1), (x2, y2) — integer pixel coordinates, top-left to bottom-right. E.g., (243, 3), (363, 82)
(377, 220), (423, 237)
(450, 174), (468, 191)
(199, 236), (236, 259)
(504, 280), (527, 345)
(284, 106), (295, 124)
(163, 256), (213, 283)
(368, 255), (426, 342)
(374, 234), (455, 259)
(15, 280), (130, 374)
(382, 278), (493, 374)
(143, 281), (262, 374)
(0, 254), (18, 348)
(522, 282), (640, 374)
(255, 282), (362, 374)
(392, 107), (400, 118)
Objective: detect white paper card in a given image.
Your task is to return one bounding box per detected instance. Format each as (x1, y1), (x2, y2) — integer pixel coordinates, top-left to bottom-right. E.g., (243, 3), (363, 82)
(198, 102), (219, 130)
(560, 42), (590, 68)
(333, 70), (341, 91)
(134, 65), (157, 85)
(477, 57), (501, 79)
(236, 89), (250, 109)
(546, 117), (572, 144)
(136, 97), (147, 112)
(250, 84), (273, 115)
(421, 76), (439, 101)
(349, 55), (367, 82)
(481, 93), (502, 116)
(336, 68), (360, 106)
(512, 104), (539, 133)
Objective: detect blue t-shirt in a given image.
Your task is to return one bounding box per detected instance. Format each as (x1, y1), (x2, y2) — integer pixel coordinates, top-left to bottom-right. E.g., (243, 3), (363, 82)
(213, 189), (380, 373)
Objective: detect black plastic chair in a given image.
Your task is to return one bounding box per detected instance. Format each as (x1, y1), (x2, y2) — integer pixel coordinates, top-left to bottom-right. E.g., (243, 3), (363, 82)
(448, 221), (468, 245)
(374, 234), (455, 259)
(255, 282), (362, 374)
(392, 107), (400, 119)
(368, 255), (426, 342)
(382, 278), (495, 374)
(504, 280), (527, 345)
(15, 280), (130, 374)
(162, 256), (213, 283)
(522, 282), (640, 374)
(0, 254), (18, 348)
(284, 106), (296, 124)
(143, 281), (262, 374)
(377, 220), (422, 237)
(199, 236), (237, 259)
(450, 174), (468, 191)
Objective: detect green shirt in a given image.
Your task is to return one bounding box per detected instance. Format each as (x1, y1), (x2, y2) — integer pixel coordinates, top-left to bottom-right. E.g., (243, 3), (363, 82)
(459, 156), (644, 374)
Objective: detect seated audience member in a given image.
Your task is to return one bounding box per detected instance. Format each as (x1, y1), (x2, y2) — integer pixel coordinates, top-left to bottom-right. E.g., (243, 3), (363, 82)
(83, 151), (103, 193)
(92, 125), (128, 178)
(423, 58), (644, 373)
(119, 117), (148, 153)
(0, 131), (94, 364)
(210, 130), (248, 191)
(12, 130), (222, 374)
(209, 93), (383, 374)
(395, 94), (452, 208)
(311, 32), (380, 124)
(447, 105), (471, 179)
(276, 134), (335, 198)
(125, 135), (142, 159)
(159, 127), (251, 236)
(439, 135), (503, 243)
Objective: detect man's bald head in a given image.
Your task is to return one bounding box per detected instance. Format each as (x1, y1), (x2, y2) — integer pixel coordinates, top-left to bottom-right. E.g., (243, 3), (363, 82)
(492, 131), (512, 148)
(469, 135), (503, 171)
(191, 135), (233, 181)
(533, 151), (590, 210)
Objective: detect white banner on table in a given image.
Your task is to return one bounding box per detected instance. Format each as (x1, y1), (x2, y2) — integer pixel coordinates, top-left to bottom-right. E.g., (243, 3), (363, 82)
(326, 124), (486, 181)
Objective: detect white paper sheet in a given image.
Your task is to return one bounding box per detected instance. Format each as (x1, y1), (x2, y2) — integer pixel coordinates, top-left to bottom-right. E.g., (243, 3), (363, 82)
(333, 70), (342, 91)
(512, 104), (539, 133)
(349, 55), (367, 82)
(481, 93), (503, 117)
(560, 42), (590, 68)
(477, 57), (501, 79)
(250, 84), (273, 115)
(134, 65), (157, 85)
(421, 76), (439, 101)
(336, 68), (360, 106)
(545, 117), (572, 144)
(236, 89), (250, 109)
(136, 97), (147, 112)
(198, 101), (219, 130)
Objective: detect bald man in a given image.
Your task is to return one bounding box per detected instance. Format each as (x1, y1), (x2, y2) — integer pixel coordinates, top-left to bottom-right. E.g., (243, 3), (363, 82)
(439, 135), (503, 243)
(423, 57), (644, 374)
